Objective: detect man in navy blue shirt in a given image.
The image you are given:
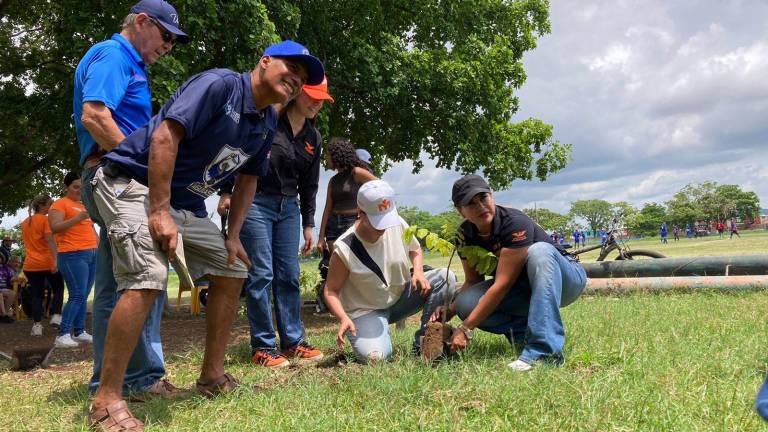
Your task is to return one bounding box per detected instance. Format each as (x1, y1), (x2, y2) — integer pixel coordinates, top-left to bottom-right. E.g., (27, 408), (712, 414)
(73, 0), (190, 402)
(87, 41), (324, 430)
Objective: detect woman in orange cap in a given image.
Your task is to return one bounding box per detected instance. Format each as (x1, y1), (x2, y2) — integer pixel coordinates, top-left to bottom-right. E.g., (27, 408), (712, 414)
(233, 76), (333, 368)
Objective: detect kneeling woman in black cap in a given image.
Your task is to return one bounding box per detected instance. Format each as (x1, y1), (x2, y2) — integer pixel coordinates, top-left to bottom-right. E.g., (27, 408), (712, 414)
(432, 175), (587, 371)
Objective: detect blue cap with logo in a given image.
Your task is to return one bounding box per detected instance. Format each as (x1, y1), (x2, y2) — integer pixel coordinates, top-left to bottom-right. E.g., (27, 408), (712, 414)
(130, 0), (189, 44)
(263, 41), (325, 86)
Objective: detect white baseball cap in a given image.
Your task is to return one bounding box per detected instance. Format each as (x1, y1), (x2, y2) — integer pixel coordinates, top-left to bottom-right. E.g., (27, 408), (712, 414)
(357, 180), (400, 230)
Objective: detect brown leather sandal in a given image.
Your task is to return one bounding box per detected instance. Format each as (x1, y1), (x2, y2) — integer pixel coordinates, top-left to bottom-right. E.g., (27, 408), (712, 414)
(196, 373), (240, 398)
(128, 379), (191, 402)
(88, 400), (144, 431)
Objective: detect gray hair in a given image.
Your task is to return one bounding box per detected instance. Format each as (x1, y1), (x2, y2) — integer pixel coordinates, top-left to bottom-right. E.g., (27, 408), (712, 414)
(121, 13), (138, 30)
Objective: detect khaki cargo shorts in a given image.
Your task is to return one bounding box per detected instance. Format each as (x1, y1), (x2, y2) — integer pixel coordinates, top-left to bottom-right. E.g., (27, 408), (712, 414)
(91, 164), (248, 291)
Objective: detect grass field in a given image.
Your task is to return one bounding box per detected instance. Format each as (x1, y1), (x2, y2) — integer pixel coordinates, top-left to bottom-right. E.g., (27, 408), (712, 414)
(3, 231), (768, 430)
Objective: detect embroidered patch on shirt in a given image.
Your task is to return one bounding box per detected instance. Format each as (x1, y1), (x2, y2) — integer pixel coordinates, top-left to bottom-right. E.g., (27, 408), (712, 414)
(305, 140), (315, 155)
(511, 230), (527, 242)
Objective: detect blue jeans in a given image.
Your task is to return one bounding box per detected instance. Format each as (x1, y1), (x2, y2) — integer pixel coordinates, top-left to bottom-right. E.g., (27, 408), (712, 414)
(347, 268), (457, 363)
(58, 249), (96, 336)
(81, 164), (165, 393)
(456, 242), (587, 364)
(757, 375), (768, 421)
(241, 194), (304, 351)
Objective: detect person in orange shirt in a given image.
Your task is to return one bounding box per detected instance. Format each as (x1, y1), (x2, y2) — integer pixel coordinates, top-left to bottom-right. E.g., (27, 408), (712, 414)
(21, 194), (64, 336)
(48, 171), (99, 348)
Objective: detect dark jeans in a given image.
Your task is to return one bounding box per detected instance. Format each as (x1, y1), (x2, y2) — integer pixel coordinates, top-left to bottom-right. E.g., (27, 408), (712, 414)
(325, 213), (358, 242)
(24, 270), (64, 322)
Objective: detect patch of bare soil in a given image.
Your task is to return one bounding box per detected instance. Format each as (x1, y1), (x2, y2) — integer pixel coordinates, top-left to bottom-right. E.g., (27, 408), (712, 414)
(421, 322), (453, 362)
(0, 306), (339, 372)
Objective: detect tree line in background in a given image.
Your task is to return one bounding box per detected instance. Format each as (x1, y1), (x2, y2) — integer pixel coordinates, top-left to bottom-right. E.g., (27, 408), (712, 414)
(528, 181), (761, 237)
(3, 179), (761, 262)
(0, 0), (569, 216)
(393, 181), (760, 241)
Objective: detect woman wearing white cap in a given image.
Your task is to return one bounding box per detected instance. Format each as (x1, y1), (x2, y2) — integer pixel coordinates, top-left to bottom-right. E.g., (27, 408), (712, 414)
(323, 180), (456, 362)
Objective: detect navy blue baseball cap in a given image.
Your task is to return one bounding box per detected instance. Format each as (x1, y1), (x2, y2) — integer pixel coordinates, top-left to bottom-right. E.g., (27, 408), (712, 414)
(263, 41), (325, 85)
(131, 0), (190, 44)
(452, 175), (492, 207)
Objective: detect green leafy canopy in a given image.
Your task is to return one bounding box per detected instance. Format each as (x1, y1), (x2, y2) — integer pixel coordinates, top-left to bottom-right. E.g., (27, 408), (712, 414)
(0, 0), (567, 216)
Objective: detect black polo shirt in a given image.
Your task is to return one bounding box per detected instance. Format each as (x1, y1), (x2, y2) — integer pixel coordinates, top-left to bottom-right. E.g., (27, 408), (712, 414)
(256, 114), (322, 227)
(459, 205), (565, 290)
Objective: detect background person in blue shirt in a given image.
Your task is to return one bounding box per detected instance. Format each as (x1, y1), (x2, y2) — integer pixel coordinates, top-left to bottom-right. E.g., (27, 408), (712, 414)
(660, 222), (668, 244)
(73, 0), (189, 400)
(87, 41), (324, 430)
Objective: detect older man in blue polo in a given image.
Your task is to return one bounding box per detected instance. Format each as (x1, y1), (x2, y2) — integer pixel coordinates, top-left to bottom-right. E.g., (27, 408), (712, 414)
(86, 41), (324, 431)
(74, 0), (190, 401)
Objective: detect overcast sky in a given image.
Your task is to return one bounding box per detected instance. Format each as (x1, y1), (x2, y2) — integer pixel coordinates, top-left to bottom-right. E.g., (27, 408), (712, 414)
(2, 1), (766, 229)
(383, 0), (768, 216)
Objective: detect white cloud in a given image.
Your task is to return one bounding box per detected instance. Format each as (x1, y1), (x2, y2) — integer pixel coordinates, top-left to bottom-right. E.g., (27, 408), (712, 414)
(585, 43), (632, 72)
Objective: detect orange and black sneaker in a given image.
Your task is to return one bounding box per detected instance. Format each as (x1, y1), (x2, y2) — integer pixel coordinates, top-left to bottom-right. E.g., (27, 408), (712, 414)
(251, 348), (290, 369)
(283, 341), (324, 363)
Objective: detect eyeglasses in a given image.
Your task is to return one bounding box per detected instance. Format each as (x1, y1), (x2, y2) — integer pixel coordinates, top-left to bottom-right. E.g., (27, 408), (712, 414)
(149, 17), (176, 45)
(465, 193), (491, 210)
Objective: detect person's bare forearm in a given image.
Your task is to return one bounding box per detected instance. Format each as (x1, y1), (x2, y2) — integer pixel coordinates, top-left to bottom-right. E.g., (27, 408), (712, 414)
(48, 212), (85, 234)
(147, 121), (179, 216)
(325, 254), (352, 322)
(324, 289), (351, 323)
(461, 282), (509, 329)
(45, 234), (58, 262)
(81, 102), (126, 151)
(226, 174), (258, 239)
(318, 189), (332, 241)
(409, 249), (424, 275)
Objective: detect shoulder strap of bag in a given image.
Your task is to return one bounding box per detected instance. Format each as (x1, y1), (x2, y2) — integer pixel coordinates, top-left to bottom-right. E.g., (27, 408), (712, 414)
(340, 233), (388, 286)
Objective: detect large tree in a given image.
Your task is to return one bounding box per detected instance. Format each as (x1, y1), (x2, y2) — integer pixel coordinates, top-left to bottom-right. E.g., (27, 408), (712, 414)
(523, 207), (570, 234)
(631, 202), (666, 237)
(711, 184), (760, 222)
(665, 182), (760, 225)
(569, 199), (613, 233)
(0, 0), (569, 216)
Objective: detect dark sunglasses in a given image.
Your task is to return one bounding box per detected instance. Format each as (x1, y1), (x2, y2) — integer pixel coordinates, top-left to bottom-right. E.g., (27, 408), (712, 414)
(149, 17), (176, 45)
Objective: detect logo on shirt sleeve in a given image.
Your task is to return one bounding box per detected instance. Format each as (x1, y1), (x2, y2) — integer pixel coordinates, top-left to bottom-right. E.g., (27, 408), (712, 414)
(510, 230), (527, 242)
(188, 145), (250, 198)
(224, 103), (240, 124)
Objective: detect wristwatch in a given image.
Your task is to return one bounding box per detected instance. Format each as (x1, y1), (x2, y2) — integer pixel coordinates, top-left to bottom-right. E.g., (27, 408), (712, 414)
(458, 323), (474, 341)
